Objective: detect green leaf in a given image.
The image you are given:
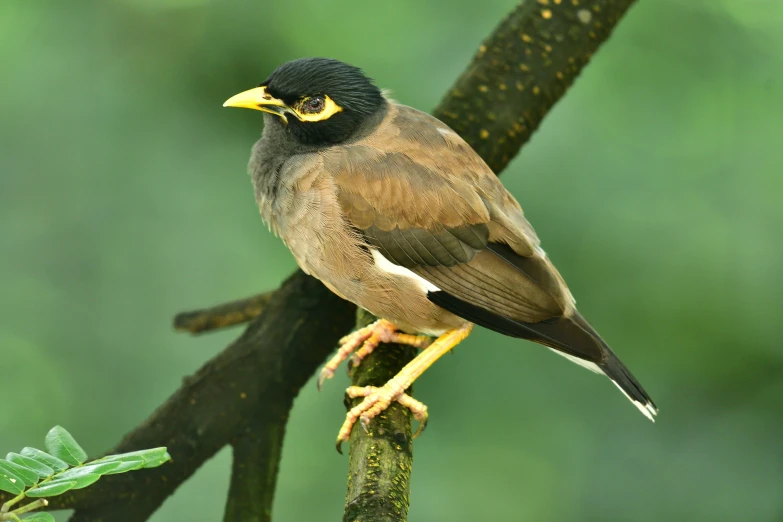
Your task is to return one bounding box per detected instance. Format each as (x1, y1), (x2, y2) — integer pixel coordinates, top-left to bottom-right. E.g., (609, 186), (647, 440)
(57, 460), (121, 480)
(21, 513), (56, 522)
(25, 480), (77, 497)
(20, 448), (69, 472)
(97, 447), (168, 465)
(44, 426), (88, 466)
(101, 457), (144, 474)
(143, 451), (172, 469)
(6, 453), (54, 479)
(0, 459), (37, 486)
(0, 467), (25, 495)
(50, 473), (101, 490)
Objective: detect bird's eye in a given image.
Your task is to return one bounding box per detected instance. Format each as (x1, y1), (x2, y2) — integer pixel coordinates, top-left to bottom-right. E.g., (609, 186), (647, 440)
(302, 96), (325, 114)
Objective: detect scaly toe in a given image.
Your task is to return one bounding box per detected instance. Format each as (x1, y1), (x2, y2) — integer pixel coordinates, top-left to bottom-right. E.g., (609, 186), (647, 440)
(348, 333), (382, 370)
(318, 324), (381, 390)
(334, 383), (429, 453)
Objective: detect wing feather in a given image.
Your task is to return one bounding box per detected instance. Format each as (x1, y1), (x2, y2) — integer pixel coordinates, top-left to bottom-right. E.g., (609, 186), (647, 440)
(325, 103), (572, 324)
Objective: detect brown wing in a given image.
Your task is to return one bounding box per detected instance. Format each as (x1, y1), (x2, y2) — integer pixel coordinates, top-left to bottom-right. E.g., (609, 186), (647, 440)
(323, 103), (577, 327)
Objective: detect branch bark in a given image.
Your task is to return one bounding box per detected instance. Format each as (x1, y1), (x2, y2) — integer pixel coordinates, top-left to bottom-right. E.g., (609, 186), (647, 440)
(224, 414), (286, 522)
(343, 309), (417, 522)
(436, 0), (636, 172)
(0, 1), (638, 520)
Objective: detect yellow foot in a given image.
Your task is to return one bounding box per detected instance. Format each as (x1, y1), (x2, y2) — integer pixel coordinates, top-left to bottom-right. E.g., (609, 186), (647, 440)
(335, 384), (429, 454)
(333, 324), (473, 454)
(317, 319), (431, 390)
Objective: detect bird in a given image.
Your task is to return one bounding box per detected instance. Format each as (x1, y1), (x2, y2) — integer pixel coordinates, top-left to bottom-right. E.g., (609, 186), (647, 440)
(223, 57), (657, 450)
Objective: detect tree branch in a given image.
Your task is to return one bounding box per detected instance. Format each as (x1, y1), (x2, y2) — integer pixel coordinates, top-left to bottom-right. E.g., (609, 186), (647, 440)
(174, 291), (274, 334)
(343, 310), (417, 522)
(436, 0), (636, 173)
(0, 1), (638, 519)
(223, 414), (287, 522)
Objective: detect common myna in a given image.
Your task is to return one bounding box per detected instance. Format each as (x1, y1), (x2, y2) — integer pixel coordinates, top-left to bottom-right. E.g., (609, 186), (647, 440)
(224, 58), (657, 448)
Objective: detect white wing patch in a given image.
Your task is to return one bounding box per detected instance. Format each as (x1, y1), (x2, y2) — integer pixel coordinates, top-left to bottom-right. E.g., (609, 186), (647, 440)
(371, 248), (441, 293)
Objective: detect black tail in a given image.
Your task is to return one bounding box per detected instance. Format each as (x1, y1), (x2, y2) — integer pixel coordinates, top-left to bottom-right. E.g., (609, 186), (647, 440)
(596, 343), (658, 421)
(569, 312), (658, 421)
(428, 290), (658, 420)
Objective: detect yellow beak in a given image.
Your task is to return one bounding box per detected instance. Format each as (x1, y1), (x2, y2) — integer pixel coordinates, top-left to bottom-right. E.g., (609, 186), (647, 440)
(223, 86), (290, 121)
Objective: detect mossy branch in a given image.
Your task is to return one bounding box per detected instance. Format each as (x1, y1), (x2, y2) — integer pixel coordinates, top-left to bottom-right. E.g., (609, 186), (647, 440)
(343, 309), (417, 522)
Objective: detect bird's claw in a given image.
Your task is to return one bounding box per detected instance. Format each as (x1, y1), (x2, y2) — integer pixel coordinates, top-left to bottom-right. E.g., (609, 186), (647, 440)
(317, 367), (334, 391)
(318, 320), (431, 389)
(334, 384), (429, 453)
(317, 323), (378, 390)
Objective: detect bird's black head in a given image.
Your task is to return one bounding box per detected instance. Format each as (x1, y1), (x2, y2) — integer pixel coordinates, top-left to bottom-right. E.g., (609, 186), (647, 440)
(223, 58), (385, 146)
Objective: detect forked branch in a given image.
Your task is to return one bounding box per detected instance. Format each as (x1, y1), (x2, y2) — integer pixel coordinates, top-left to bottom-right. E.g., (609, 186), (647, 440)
(0, 2), (638, 520)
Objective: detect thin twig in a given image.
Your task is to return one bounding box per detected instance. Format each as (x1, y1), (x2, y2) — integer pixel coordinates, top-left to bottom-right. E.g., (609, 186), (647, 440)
(174, 291), (274, 334)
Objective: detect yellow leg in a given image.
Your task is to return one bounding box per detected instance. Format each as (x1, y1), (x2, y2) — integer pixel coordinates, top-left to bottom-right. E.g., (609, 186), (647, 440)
(335, 324), (473, 452)
(318, 319), (431, 390)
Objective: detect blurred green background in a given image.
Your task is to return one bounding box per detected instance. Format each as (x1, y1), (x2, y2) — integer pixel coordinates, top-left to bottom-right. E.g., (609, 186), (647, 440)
(2, 0), (782, 520)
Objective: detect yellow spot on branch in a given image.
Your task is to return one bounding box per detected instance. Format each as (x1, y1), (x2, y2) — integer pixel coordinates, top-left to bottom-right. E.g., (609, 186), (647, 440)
(532, 86), (540, 95)
(478, 85), (488, 93)
(541, 9), (552, 19)
(521, 33), (533, 43)
(480, 129), (490, 139)
(519, 63), (530, 72)
(577, 9), (592, 24)
(499, 83), (507, 90)
(240, 392), (247, 399)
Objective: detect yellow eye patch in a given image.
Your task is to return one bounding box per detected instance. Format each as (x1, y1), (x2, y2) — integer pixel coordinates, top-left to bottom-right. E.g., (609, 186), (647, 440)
(292, 95), (343, 122)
